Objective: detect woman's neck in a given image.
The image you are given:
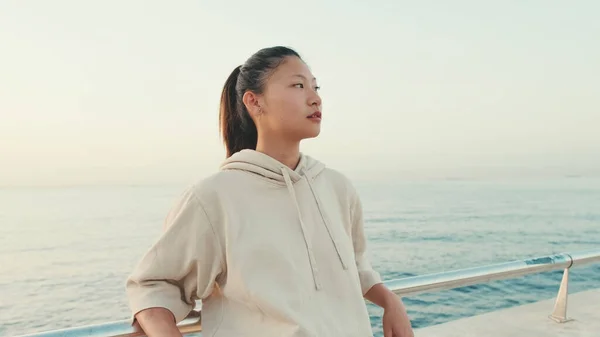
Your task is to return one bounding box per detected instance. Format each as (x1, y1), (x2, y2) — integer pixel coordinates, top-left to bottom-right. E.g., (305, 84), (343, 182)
(255, 137), (301, 170)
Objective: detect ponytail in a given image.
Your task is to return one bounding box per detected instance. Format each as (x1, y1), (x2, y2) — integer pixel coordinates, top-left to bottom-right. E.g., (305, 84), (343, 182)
(219, 65), (258, 158)
(218, 46), (302, 158)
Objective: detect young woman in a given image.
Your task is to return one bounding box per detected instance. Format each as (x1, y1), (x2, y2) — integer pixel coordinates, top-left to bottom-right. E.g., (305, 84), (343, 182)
(126, 46), (413, 337)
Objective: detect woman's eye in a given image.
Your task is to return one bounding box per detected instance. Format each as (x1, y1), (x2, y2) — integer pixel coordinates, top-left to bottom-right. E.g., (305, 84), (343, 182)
(293, 83), (320, 91)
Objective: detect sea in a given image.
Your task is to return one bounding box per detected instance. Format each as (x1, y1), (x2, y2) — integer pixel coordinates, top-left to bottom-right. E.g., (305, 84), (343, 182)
(1, 177), (599, 336)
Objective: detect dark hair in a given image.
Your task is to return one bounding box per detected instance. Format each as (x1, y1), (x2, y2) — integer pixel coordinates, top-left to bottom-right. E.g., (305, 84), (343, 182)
(219, 46), (301, 157)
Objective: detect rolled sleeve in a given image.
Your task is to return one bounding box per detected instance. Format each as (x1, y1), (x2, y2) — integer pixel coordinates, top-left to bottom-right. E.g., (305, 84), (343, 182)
(125, 187), (223, 324)
(127, 280), (194, 324)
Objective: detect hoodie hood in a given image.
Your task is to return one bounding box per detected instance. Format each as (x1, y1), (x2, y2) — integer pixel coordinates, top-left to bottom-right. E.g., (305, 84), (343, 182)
(219, 149), (326, 183)
(218, 149), (346, 290)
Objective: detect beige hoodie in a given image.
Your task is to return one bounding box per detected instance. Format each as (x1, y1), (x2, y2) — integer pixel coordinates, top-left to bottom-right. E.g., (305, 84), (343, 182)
(126, 150), (382, 337)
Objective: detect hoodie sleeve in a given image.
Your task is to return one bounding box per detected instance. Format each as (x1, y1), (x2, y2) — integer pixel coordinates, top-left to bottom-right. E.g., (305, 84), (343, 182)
(350, 191), (383, 295)
(125, 187), (224, 324)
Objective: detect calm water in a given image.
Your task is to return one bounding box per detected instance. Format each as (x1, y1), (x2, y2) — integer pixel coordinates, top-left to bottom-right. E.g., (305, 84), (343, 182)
(1, 178), (599, 336)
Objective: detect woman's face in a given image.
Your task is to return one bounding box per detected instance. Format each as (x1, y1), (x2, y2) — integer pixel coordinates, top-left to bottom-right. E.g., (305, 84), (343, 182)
(248, 56), (323, 142)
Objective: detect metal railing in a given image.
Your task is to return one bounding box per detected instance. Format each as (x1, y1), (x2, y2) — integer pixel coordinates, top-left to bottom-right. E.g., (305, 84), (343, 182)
(16, 249), (600, 337)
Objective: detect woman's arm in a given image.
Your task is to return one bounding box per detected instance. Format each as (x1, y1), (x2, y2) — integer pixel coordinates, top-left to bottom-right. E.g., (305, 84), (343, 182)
(126, 187), (224, 336)
(365, 284), (414, 337)
(134, 307), (183, 337)
(364, 283), (402, 309)
(347, 183), (413, 336)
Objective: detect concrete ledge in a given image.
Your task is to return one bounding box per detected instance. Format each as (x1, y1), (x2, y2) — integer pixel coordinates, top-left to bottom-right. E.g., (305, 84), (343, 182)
(415, 289), (600, 337)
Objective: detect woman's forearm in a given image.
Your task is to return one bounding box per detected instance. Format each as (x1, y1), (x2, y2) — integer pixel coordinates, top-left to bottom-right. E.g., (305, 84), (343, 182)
(135, 307), (183, 337)
(364, 283), (404, 310)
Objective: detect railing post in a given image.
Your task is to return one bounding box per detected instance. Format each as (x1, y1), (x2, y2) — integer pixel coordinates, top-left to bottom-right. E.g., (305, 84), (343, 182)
(549, 267), (573, 323)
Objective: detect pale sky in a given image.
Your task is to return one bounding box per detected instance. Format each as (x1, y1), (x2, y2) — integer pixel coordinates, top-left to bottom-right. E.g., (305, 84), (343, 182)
(1, 0), (599, 186)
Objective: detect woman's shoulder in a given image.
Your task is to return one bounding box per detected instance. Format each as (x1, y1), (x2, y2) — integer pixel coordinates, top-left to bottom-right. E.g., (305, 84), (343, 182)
(319, 167), (360, 200)
(183, 170), (241, 202)
(303, 154), (355, 190)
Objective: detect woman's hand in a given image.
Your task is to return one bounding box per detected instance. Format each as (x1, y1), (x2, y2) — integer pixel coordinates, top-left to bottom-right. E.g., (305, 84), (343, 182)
(382, 300), (414, 337)
(364, 283), (414, 337)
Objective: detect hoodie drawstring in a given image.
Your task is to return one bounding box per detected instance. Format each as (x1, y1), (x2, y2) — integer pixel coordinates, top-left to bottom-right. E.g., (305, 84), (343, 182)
(281, 167), (349, 290)
(282, 168), (321, 290)
(305, 175), (348, 271)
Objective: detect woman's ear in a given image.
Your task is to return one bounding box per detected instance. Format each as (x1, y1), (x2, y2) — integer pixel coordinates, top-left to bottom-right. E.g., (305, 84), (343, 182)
(242, 91), (262, 118)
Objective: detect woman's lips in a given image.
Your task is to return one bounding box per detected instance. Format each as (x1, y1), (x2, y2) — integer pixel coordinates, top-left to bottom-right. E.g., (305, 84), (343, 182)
(307, 111), (322, 122)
